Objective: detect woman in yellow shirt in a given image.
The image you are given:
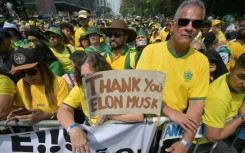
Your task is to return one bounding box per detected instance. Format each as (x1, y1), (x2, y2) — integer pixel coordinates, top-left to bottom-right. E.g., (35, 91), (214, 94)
(7, 48), (70, 123)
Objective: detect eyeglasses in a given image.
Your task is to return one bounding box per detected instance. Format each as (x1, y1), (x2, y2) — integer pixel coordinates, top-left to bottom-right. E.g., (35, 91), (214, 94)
(15, 69), (38, 78)
(178, 18), (203, 29)
(108, 32), (122, 38)
(47, 34), (60, 39)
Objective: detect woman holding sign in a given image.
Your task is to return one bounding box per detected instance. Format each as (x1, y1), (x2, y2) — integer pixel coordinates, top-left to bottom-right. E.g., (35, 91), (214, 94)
(57, 52), (143, 153)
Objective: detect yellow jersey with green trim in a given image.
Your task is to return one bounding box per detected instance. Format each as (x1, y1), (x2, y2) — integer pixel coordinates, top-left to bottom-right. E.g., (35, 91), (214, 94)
(63, 84), (98, 125)
(226, 41), (245, 70)
(136, 41), (209, 112)
(50, 45), (75, 73)
(14, 76), (70, 112)
(75, 27), (89, 47)
(198, 73), (245, 144)
(216, 30), (226, 43)
(0, 74), (16, 97)
(104, 45), (139, 70)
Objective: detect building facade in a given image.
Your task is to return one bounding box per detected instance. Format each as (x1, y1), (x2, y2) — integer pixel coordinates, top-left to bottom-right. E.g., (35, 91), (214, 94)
(22, 0), (96, 17)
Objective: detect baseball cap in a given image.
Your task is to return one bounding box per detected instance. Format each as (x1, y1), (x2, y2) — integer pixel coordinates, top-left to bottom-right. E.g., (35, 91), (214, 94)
(203, 32), (217, 48)
(212, 20), (224, 26)
(10, 48), (39, 72)
(78, 10), (90, 18)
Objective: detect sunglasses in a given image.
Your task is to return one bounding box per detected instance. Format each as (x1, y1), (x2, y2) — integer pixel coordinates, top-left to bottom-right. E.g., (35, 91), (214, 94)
(108, 32), (122, 38)
(47, 34), (60, 39)
(15, 69), (38, 78)
(178, 18), (203, 29)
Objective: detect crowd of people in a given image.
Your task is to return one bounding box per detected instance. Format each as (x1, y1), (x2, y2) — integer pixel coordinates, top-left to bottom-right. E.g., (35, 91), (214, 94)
(0, 0), (245, 153)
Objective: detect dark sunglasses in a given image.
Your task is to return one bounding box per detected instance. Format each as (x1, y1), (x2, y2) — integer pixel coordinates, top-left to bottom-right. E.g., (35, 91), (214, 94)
(15, 69), (38, 78)
(178, 18), (203, 29)
(47, 34), (60, 39)
(209, 59), (217, 64)
(108, 32), (122, 38)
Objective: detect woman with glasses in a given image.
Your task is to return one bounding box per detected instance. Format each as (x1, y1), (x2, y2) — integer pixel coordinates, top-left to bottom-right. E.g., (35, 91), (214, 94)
(6, 48), (70, 124)
(57, 52), (143, 153)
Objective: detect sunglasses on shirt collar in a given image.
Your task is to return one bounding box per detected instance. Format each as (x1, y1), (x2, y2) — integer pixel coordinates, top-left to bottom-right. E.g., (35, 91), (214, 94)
(177, 18), (203, 29)
(15, 69), (38, 78)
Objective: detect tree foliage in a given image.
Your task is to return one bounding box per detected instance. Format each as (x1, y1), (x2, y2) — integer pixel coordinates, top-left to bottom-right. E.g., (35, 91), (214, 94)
(120, 0), (245, 18)
(97, 6), (112, 17)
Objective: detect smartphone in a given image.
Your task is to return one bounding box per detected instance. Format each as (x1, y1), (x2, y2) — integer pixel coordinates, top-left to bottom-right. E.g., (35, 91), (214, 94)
(12, 107), (32, 116)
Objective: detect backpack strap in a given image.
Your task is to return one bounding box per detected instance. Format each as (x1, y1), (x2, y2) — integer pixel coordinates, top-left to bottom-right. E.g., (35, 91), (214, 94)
(66, 46), (72, 55)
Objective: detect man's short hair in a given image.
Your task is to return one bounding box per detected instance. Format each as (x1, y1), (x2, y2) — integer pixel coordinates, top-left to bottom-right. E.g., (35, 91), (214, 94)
(0, 28), (11, 44)
(174, 0), (205, 21)
(234, 52), (245, 69)
(236, 27), (245, 40)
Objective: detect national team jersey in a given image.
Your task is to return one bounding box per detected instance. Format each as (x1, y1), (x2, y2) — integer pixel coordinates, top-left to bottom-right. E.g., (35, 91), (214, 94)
(104, 45), (139, 70)
(50, 45), (75, 73)
(14, 76), (70, 112)
(226, 41), (245, 70)
(75, 27), (89, 47)
(63, 84), (98, 125)
(0, 74), (16, 96)
(136, 41), (209, 112)
(202, 73), (245, 128)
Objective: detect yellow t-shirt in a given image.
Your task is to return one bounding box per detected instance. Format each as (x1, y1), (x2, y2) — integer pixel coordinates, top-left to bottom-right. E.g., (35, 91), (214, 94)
(0, 74), (16, 96)
(63, 84), (98, 125)
(216, 30), (226, 44)
(202, 73), (244, 128)
(159, 28), (169, 42)
(136, 41), (209, 112)
(14, 76), (70, 112)
(104, 46), (139, 70)
(197, 73), (245, 144)
(50, 45), (75, 73)
(75, 27), (88, 47)
(226, 41), (245, 70)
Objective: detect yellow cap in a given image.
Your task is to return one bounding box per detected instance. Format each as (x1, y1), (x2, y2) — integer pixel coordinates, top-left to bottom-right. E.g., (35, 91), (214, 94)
(212, 20), (224, 26)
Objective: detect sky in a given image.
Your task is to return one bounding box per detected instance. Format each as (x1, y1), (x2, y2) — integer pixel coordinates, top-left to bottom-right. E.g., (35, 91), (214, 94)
(106, 0), (121, 16)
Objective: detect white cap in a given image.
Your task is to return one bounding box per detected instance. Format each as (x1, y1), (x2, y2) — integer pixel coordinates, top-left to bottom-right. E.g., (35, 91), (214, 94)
(78, 10), (89, 18)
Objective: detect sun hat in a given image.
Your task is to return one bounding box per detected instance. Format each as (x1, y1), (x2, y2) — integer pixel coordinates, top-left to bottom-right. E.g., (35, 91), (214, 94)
(86, 26), (103, 36)
(44, 27), (62, 37)
(10, 48), (39, 72)
(137, 30), (150, 39)
(100, 20), (137, 43)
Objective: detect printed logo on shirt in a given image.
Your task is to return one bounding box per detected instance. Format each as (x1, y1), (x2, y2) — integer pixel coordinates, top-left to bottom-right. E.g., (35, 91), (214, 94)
(184, 70), (193, 82)
(37, 103), (45, 107)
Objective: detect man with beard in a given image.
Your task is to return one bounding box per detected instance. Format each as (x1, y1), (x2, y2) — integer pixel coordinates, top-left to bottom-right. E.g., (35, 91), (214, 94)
(100, 20), (139, 70)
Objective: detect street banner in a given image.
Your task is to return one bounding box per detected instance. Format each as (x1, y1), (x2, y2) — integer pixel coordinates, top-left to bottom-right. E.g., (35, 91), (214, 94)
(0, 123), (156, 153)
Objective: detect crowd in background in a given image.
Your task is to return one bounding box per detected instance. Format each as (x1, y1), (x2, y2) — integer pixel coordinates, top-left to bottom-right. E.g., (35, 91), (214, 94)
(0, 0), (245, 153)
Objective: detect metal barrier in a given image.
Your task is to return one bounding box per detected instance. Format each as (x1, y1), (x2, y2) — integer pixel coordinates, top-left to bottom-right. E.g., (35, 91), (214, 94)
(1, 117), (244, 153)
